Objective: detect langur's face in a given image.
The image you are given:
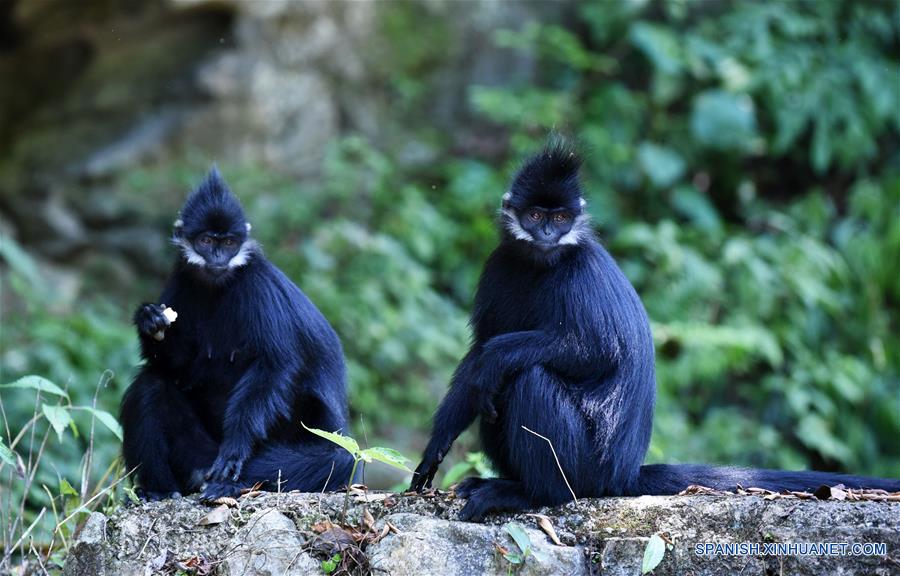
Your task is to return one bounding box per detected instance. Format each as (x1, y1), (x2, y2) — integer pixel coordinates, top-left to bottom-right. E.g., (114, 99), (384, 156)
(501, 193), (591, 251)
(516, 207), (576, 248)
(174, 222), (256, 285)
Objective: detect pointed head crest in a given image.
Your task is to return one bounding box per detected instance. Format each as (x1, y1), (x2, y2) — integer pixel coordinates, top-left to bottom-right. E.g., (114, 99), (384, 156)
(176, 166), (248, 239)
(505, 140), (584, 212)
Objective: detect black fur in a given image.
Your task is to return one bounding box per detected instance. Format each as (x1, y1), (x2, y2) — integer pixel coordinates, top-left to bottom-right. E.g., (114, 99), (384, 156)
(411, 141), (900, 521)
(121, 168), (355, 500)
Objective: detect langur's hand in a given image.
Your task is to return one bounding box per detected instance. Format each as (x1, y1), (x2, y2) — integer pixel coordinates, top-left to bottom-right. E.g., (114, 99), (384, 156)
(410, 444), (446, 492)
(135, 303), (175, 340)
(476, 375), (500, 423)
(206, 443), (249, 483)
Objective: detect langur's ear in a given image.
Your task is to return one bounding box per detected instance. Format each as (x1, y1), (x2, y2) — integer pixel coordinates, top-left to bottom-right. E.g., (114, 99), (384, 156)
(579, 198), (587, 209)
(245, 222), (252, 233)
(173, 219), (184, 237)
(501, 191), (512, 210)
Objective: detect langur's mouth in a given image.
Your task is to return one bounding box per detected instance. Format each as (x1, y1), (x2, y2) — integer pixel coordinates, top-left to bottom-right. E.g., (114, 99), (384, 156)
(532, 240), (562, 251)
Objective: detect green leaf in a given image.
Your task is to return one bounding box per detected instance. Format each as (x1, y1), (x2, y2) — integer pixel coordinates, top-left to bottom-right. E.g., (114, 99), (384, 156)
(642, 533), (666, 574)
(630, 22), (682, 75)
(690, 90), (757, 151)
(302, 423), (360, 457)
(503, 552), (524, 565)
(637, 143), (685, 189)
(123, 486), (141, 504)
(360, 446), (413, 472)
(84, 408), (123, 441)
(671, 186), (721, 231)
(0, 438), (16, 467)
(1, 375), (69, 399)
(59, 477), (79, 497)
(321, 553), (341, 574)
(42, 404), (73, 442)
(504, 522), (532, 554)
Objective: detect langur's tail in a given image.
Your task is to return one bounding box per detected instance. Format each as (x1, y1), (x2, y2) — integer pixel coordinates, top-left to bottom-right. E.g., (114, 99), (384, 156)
(632, 463), (900, 495)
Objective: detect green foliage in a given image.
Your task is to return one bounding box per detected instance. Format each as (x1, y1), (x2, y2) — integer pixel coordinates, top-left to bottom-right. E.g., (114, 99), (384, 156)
(501, 522), (547, 567)
(321, 553), (341, 574)
(0, 374), (127, 572)
(303, 424), (413, 474)
(303, 424), (412, 523)
(641, 533), (672, 574)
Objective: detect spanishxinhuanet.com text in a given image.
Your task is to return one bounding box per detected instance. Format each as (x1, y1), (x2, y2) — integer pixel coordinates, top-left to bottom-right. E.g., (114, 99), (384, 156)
(695, 542), (887, 557)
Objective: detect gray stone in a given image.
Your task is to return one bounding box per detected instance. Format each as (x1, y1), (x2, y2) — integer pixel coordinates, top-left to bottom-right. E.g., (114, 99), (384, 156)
(222, 509), (318, 576)
(63, 512), (108, 576)
(368, 512), (586, 576)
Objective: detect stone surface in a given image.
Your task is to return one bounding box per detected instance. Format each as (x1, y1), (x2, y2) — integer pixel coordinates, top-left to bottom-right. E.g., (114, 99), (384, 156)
(63, 512), (107, 576)
(368, 512), (586, 575)
(222, 509), (318, 576)
(62, 491), (900, 576)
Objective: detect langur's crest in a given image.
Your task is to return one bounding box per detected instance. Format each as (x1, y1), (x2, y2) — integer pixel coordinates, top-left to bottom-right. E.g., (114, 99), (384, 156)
(505, 139), (584, 213)
(177, 166), (249, 239)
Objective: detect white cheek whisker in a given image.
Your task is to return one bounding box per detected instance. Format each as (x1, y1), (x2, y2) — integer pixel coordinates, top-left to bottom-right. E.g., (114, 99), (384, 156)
(500, 208), (533, 242)
(172, 237), (207, 266)
(557, 214), (592, 246)
(228, 239), (260, 269)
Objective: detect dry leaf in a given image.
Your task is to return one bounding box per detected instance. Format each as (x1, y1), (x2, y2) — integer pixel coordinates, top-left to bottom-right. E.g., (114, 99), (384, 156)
(353, 492), (392, 503)
(678, 484), (727, 496)
(312, 520), (335, 533)
(526, 513), (565, 546)
(197, 504), (230, 526)
(372, 524), (390, 543)
(363, 509), (375, 531)
(316, 527), (357, 554)
(210, 496), (238, 508)
(830, 488), (847, 501)
(176, 555), (213, 576)
(348, 484), (368, 496)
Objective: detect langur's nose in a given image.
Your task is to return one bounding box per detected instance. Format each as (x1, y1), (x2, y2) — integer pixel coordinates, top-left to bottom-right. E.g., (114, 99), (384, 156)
(542, 227), (554, 237)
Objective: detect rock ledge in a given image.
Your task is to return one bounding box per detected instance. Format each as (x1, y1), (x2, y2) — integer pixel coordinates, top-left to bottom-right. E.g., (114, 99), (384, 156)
(64, 491), (899, 575)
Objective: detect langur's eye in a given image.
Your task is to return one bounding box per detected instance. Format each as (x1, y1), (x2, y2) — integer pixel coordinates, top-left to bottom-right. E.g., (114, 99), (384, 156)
(553, 213), (571, 224)
(224, 239), (235, 247)
(199, 236), (212, 245)
(529, 211), (543, 221)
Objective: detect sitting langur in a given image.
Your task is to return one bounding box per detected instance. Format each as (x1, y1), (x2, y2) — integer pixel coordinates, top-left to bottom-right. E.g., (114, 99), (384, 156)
(411, 141), (900, 521)
(122, 168), (353, 500)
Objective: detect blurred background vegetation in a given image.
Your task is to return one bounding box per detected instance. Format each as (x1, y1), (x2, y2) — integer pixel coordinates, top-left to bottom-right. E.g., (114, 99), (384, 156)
(1, 0), (899, 563)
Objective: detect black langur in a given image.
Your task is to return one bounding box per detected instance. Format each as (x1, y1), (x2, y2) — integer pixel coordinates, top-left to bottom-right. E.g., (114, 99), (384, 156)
(411, 140), (900, 521)
(121, 168), (354, 500)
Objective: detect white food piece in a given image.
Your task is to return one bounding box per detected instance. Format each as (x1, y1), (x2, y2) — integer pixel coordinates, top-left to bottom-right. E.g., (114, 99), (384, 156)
(153, 306), (178, 341)
(162, 307), (178, 323)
